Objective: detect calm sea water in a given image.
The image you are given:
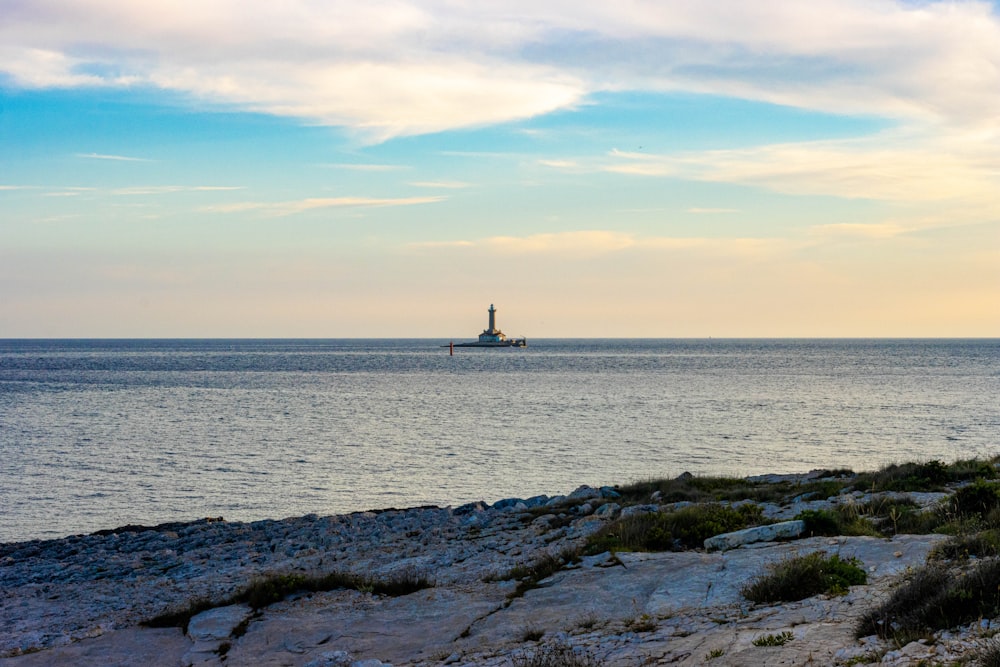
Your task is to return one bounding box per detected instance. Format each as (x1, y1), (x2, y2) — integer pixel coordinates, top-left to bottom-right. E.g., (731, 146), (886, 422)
(1, 339), (997, 542)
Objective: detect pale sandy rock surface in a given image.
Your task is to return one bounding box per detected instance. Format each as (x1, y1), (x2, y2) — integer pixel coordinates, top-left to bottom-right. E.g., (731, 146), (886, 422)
(0, 487), (993, 666)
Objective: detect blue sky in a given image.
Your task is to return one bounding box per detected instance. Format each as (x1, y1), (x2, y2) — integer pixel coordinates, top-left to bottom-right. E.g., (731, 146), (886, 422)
(1, 0), (998, 337)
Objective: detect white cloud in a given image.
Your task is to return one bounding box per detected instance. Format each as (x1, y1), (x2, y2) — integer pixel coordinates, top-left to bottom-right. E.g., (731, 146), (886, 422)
(111, 185), (243, 195)
(205, 195), (446, 216)
(320, 163), (409, 171)
(5, 1), (1000, 139)
(76, 152), (154, 162)
(599, 130), (1000, 230)
(411, 229), (797, 260)
(408, 181), (471, 189)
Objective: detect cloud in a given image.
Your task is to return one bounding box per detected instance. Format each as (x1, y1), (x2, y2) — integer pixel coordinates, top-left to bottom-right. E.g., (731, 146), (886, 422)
(205, 195), (446, 216)
(320, 163), (409, 171)
(537, 159), (584, 171)
(76, 152), (154, 162)
(408, 181), (471, 189)
(410, 229), (796, 260)
(600, 130), (1000, 229)
(810, 222), (907, 239)
(6, 1), (1000, 140)
(111, 185), (244, 195)
(687, 208), (738, 214)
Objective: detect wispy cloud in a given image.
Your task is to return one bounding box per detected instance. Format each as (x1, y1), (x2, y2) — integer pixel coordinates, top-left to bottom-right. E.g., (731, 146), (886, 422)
(688, 208), (739, 214)
(320, 163), (409, 172)
(408, 180), (471, 189)
(205, 195), (446, 216)
(410, 229), (799, 260)
(112, 185), (245, 195)
(537, 159), (584, 171)
(76, 152), (154, 162)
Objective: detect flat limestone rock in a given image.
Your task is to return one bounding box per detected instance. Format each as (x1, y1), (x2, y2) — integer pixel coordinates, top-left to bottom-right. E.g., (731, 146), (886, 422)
(221, 586), (504, 666)
(0, 496), (959, 667)
(0, 627), (188, 667)
(188, 604), (252, 642)
(704, 520), (806, 551)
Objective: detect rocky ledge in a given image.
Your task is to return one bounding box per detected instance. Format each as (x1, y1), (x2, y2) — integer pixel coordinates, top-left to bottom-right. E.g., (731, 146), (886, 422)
(0, 477), (996, 666)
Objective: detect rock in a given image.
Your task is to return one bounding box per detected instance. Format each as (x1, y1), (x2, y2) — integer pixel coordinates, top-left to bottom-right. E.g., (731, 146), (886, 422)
(491, 498), (523, 510)
(304, 651), (353, 667)
(598, 486), (621, 499)
(703, 520), (806, 551)
(453, 502), (487, 515)
(568, 486), (600, 501)
(620, 504), (658, 518)
(0, 476), (971, 667)
(594, 503), (620, 518)
(186, 604), (251, 642)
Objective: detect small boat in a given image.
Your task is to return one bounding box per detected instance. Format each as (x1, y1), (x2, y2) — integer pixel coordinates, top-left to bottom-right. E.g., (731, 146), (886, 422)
(450, 304), (526, 348)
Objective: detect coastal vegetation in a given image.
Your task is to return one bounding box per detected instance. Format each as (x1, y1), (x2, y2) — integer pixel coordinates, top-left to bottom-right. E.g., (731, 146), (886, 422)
(144, 567), (433, 631)
(741, 552), (867, 603)
(584, 502), (763, 554)
(751, 631), (795, 647)
(856, 558), (1000, 645)
(141, 456), (1000, 658)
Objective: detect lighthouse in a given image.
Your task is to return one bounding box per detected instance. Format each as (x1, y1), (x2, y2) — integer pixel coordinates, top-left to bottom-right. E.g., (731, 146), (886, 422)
(479, 304), (505, 343)
(451, 304), (526, 347)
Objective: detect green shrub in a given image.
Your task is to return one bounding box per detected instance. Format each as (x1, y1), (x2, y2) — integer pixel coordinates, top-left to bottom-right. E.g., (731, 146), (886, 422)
(930, 529), (1000, 561)
(796, 509), (842, 536)
(585, 503), (762, 554)
(144, 567), (433, 630)
(854, 496), (946, 536)
(751, 631), (794, 647)
(795, 507), (878, 538)
(952, 480), (1000, 518)
(742, 552), (867, 604)
(856, 558), (1000, 644)
(948, 458), (998, 482)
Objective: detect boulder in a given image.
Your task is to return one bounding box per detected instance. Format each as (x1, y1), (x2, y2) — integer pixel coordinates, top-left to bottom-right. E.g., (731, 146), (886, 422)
(703, 520), (806, 551)
(568, 485), (600, 501)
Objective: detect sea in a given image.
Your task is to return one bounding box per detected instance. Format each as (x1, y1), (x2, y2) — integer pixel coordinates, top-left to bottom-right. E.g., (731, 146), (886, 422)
(1, 338), (997, 543)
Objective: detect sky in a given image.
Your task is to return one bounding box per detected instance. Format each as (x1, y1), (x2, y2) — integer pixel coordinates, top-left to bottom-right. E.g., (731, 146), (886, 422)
(1, 0), (998, 338)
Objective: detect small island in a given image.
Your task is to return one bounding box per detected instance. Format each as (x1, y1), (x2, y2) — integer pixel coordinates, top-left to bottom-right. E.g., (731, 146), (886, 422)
(453, 304), (526, 348)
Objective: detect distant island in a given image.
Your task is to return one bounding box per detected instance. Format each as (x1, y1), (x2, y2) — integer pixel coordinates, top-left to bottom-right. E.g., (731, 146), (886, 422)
(451, 304), (526, 348)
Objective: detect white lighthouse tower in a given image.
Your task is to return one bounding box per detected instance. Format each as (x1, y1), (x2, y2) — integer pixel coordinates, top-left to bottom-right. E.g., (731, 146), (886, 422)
(452, 304), (526, 347)
(479, 304), (505, 343)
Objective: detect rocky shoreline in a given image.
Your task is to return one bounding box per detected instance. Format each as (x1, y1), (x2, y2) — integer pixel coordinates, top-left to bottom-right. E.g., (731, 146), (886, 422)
(0, 475), (996, 666)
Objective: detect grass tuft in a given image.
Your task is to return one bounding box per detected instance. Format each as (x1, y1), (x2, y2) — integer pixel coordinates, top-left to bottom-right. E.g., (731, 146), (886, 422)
(742, 552), (866, 604)
(144, 567), (433, 630)
(751, 631), (794, 647)
(585, 503), (763, 554)
(930, 529), (1000, 561)
(856, 558), (1000, 645)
